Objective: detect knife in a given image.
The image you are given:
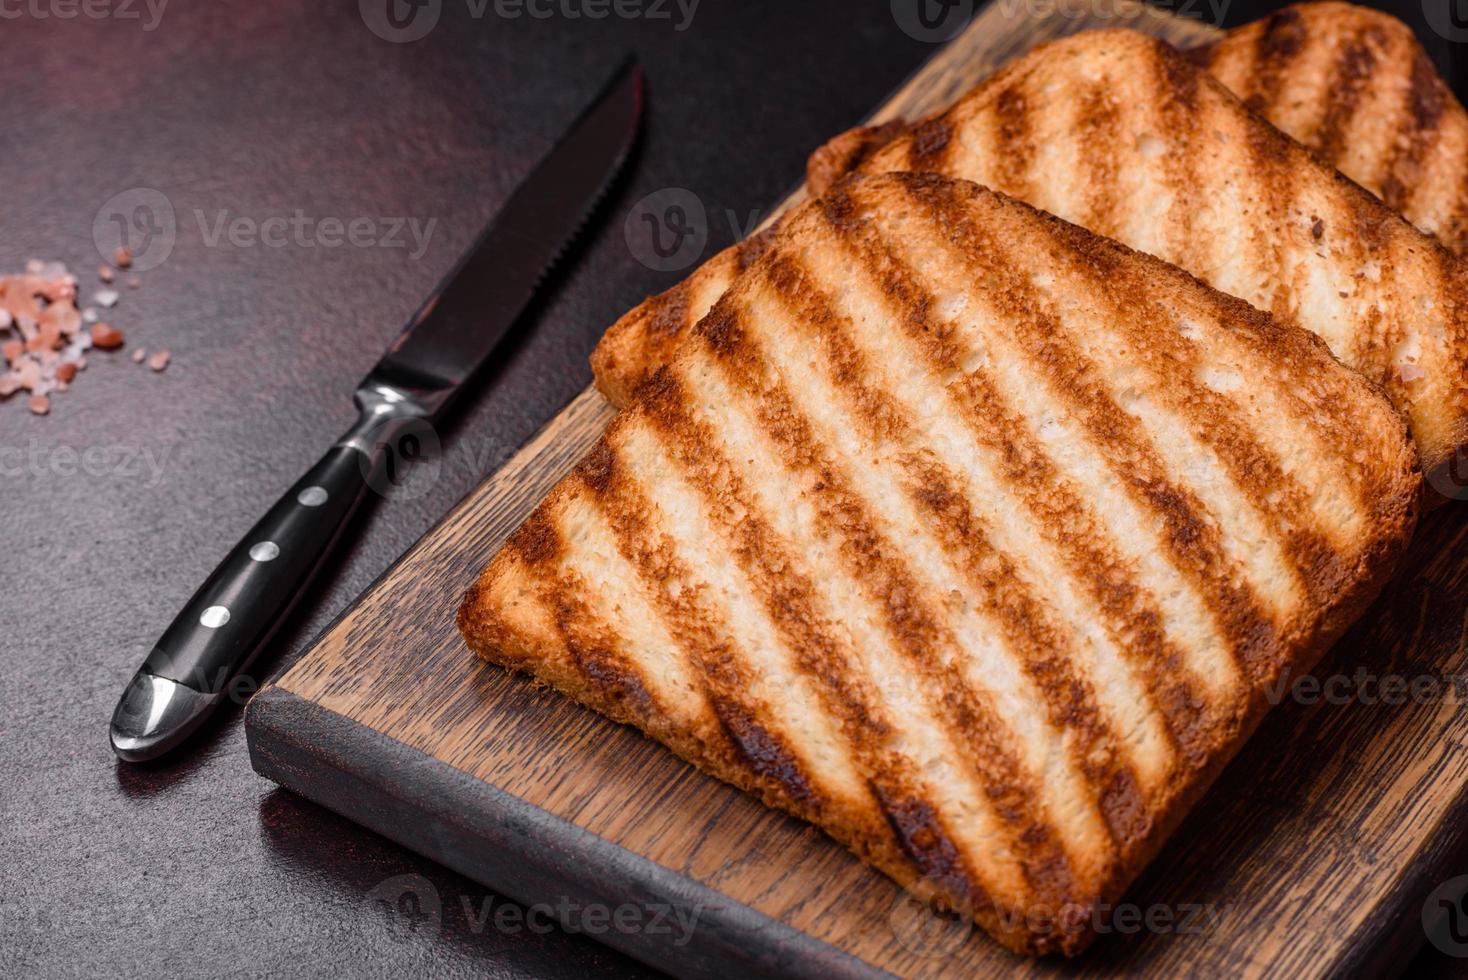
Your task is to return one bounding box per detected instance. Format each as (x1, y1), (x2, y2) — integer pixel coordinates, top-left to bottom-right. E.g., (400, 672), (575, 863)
(110, 58), (644, 762)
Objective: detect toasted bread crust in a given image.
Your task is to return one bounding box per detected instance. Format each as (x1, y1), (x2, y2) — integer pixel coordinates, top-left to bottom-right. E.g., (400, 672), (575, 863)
(590, 226), (778, 408)
(1198, 2), (1468, 256)
(806, 118), (914, 198)
(464, 173), (1421, 955)
(590, 23), (1468, 503)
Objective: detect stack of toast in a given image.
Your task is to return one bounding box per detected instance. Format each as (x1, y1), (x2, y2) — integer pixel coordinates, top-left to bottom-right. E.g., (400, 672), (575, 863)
(459, 2), (1465, 955)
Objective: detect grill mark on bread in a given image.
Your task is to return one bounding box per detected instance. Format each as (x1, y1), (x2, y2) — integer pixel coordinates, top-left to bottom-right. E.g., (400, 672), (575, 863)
(1098, 769), (1151, 847)
(1383, 48), (1448, 215)
(989, 86), (1033, 205)
(709, 696), (822, 811)
(1237, 97), (1304, 323)
(509, 509), (562, 567)
(1020, 222), (1353, 610)
(909, 117), (953, 171)
(579, 441), (850, 814)
(661, 316), (1140, 856)
(1151, 47), (1204, 276)
(1073, 88), (1122, 235)
(580, 437), (888, 828)
(883, 177), (1292, 678)
(767, 245), (1157, 807)
(639, 364), (1049, 917)
(691, 299), (1095, 908)
(1313, 29), (1379, 164)
(635, 369), (997, 888)
(646, 279), (692, 337)
(1158, 33), (1201, 113)
(740, 250), (1180, 797)
(542, 563), (663, 724)
(1205, 3), (1468, 269)
(1184, 39), (1218, 71)
(874, 787), (1034, 934)
(483, 490), (738, 748)
(1247, 7), (1306, 116)
(735, 227), (778, 272)
(808, 199), (1228, 765)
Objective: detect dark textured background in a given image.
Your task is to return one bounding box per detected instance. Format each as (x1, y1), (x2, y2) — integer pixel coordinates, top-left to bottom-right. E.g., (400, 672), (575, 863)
(2, 1), (1465, 977)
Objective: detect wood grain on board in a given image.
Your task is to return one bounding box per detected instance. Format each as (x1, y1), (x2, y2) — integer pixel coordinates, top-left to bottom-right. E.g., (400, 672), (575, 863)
(249, 2), (1468, 976)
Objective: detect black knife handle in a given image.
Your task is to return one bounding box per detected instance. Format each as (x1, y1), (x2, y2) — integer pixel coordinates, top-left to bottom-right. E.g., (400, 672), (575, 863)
(140, 397), (436, 694)
(140, 442), (377, 693)
(110, 396), (431, 761)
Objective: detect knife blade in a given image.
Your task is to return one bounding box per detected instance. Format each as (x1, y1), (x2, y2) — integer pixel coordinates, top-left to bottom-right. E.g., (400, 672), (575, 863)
(110, 58), (644, 762)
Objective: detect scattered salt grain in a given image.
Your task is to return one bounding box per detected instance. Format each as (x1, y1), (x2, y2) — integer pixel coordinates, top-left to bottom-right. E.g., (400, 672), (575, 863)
(0, 259), (151, 414)
(89, 323), (124, 349)
(148, 350), (170, 372)
(131, 348), (146, 364)
(114, 246), (132, 270)
(16, 359), (41, 390)
(127, 277), (141, 290)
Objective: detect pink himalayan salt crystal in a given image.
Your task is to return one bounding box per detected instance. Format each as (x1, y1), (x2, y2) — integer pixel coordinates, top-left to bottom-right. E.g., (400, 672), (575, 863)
(0, 261), (140, 414)
(148, 349), (170, 372)
(16, 359), (41, 390)
(131, 348), (146, 363)
(40, 301), (80, 336)
(89, 323), (124, 349)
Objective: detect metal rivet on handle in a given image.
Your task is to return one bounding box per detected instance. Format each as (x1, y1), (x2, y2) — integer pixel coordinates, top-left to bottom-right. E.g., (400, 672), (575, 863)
(297, 487), (328, 507)
(249, 541), (280, 562)
(199, 606), (230, 629)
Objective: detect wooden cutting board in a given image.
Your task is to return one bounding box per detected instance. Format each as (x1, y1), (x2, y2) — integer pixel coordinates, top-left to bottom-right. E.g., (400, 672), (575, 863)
(246, 2), (1468, 976)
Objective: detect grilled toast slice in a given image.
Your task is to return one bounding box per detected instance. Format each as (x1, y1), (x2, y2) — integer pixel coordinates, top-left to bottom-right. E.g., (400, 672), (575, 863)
(807, 4), (1468, 251)
(590, 29), (1468, 499)
(462, 172), (1421, 956)
(1194, 2), (1468, 256)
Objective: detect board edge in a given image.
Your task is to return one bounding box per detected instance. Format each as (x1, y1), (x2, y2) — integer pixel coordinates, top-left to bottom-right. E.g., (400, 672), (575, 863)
(245, 685), (890, 980)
